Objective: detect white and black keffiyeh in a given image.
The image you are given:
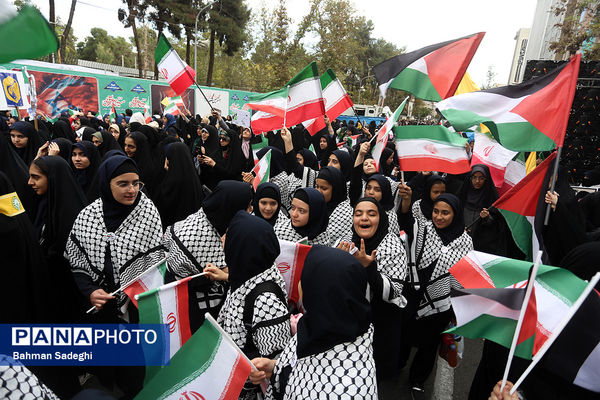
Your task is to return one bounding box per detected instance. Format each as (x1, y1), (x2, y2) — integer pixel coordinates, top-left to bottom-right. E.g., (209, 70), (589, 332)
(266, 325), (378, 400)
(273, 216), (330, 246)
(326, 199), (353, 246)
(374, 233), (408, 307)
(66, 192), (164, 310)
(271, 172), (302, 212)
(413, 220), (473, 318)
(0, 356), (58, 400)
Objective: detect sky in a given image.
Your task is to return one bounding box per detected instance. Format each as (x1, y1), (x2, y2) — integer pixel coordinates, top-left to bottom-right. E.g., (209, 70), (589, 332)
(30, 0), (539, 88)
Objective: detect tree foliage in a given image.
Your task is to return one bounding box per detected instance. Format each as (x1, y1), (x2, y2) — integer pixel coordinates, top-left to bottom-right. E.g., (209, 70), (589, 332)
(550, 0), (600, 60)
(77, 28), (136, 68)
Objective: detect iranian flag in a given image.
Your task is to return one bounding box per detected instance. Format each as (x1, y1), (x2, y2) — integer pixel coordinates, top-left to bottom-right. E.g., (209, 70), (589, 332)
(161, 96), (184, 108)
(303, 69), (353, 135)
(499, 153), (527, 195)
(143, 103), (152, 124)
(248, 62), (325, 134)
(449, 250), (590, 357)
(154, 33), (196, 96)
(108, 106), (116, 122)
(252, 149), (271, 191)
(492, 152), (556, 261)
(438, 54), (581, 151)
(373, 32), (485, 101)
(163, 101), (181, 116)
(135, 314), (252, 400)
(372, 97), (408, 171)
(471, 129), (517, 189)
(122, 259), (167, 308)
(393, 125), (470, 174)
(275, 239), (311, 306)
(251, 134), (268, 165)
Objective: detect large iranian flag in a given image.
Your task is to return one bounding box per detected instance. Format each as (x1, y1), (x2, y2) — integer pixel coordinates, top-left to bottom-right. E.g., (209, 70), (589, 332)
(251, 134), (269, 165)
(135, 315), (252, 400)
(438, 54), (581, 151)
(471, 129), (517, 189)
(275, 239), (311, 306)
(449, 250), (589, 357)
(248, 62), (325, 134)
(492, 152), (555, 261)
(154, 33), (196, 96)
(252, 149), (271, 191)
(373, 32), (485, 101)
(372, 97), (408, 171)
(303, 69), (353, 135)
(393, 125), (470, 174)
(123, 259), (167, 308)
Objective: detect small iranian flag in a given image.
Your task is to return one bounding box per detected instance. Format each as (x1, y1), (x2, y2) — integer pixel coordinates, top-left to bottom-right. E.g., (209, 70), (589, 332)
(499, 152), (527, 195)
(251, 134), (269, 165)
(438, 54), (581, 151)
(161, 96), (184, 108)
(373, 32), (485, 101)
(154, 33), (196, 96)
(251, 149), (271, 191)
(135, 314), (252, 400)
(492, 152), (556, 261)
(449, 250), (590, 357)
(471, 129), (517, 189)
(122, 259), (167, 308)
(163, 101), (181, 116)
(372, 97), (408, 171)
(108, 106), (116, 122)
(143, 103), (152, 124)
(275, 239), (311, 306)
(303, 69), (353, 135)
(248, 62), (325, 134)
(394, 125), (470, 174)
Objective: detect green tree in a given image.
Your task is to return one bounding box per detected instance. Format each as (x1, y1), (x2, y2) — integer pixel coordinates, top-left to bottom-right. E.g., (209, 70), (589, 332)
(550, 0), (600, 59)
(77, 28), (135, 67)
(130, 25), (158, 74)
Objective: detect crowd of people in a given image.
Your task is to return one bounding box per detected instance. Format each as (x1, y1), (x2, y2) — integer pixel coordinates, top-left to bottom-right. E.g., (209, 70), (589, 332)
(1, 105), (599, 400)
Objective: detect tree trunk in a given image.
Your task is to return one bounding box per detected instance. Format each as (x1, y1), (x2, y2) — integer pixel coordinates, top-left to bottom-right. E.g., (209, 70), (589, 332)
(154, 28), (163, 80)
(205, 28), (215, 86)
(185, 32), (191, 66)
(48, 0), (56, 62)
(128, 13), (143, 78)
(59, 0), (77, 64)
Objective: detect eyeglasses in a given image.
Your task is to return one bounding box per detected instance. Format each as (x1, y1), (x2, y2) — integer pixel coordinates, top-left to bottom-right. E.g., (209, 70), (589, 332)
(112, 181), (144, 190)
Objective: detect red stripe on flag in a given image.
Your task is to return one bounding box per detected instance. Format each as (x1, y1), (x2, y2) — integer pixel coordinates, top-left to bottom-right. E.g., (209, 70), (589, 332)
(123, 281), (148, 308)
(518, 285), (537, 345)
(450, 257), (495, 289)
(175, 279), (192, 344)
(169, 66), (196, 96)
(220, 354), (252, 400)
(398, 157), (471, 175)
(252, 101), (325, 133)
(289, 244), (310, 305)
(247, 104), (287, 117)
(471, 154), (508, 188)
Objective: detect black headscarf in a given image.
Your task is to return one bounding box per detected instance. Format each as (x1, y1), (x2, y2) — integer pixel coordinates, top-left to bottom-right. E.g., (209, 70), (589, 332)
(97, 156), (141, 232)
(136, 124), (161, 150)
(10, 121), (41, 165)
(559, 242), (600, 288)
(316, 133), (337, 167)
(200, 124), (220, 158)
(316, 166), (347, 214)
(98, 130), (122, 157)
(379, 147), (395, 176)
(225, 211), (281, 292)
(71, 141), (101, 199)
(331, 149), (353, 181)
(256, 146), (286, 177)
(297, 148), (318, 171)
(52, 120), (77, 142)
(365, 174), (393, 211)
(31, 156), (87, 258)
(296, 245), (371, 358)
(127, 132), (159, 197)
(0, 134), (37, 220)
(51, 137), (73, 162)
(420, 174), (447, 220)
(461, 164), (498, 211)
(351, 197), (389, 254)
(433, 193), (465, 246)
(81, 127), (96, 143)
(291, 188), (328, 240)
(157, 142), (204, 229)
(253, 182), (281, 226)
(202, 180), (253, 236)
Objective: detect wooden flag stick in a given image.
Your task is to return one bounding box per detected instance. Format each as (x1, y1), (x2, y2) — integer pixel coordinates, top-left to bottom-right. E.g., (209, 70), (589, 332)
(282, 85), (290, 129)
(543, 146), (562, 226)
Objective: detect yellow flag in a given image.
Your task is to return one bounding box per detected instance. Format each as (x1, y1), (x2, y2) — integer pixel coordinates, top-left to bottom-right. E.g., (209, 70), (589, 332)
(525, 152), (537, 174)
(161, 97), (172, 107)
(454, 72), (479, 95)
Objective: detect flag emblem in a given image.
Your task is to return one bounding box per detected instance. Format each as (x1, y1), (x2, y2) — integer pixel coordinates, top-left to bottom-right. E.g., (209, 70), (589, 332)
(3, 75), (20, 103)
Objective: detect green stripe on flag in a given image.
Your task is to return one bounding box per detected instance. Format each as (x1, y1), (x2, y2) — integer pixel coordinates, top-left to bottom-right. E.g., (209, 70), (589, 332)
(154, 33), (172, 65)
(247, 86), (288, 103)
(393, 124), (467, 147)
(320, 69), (336, 89)
(390, 68), (442, 102)
(535, 269), (586, 306)
(138, 288), (166, 383)
(497, 209), (533, 261)
(287, 61), (319, 86)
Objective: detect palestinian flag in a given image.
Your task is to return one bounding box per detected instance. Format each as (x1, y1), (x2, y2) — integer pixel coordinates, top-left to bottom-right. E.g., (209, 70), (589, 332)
(438, 54), (581, 151)
(450, 286), (537, 359)
(154, 33), (196, 96)
(373, 32), (485, 101)
(135, 315), (252, 400)
(248, 62), (325, 133)
(303, 69), (353, 135)
(393, 125), (470, 174)
(0, 6), (58, 64)
(275, 239), (311, 306)
(252, 149), (271, 191)
(309, 143), (317, 157)
(108, 106), (116, 122)
(163, 101), (181, 116)
(345, 134), (361, 148)
(492, 152), (556, 261)
(251, 134), (268, 165)
(449, 250), (590, 356)
(372, 97), (407, 171)
(499, 152), (526, 195)
(122, 259), (167, 308)
(471, 129), (517, 189)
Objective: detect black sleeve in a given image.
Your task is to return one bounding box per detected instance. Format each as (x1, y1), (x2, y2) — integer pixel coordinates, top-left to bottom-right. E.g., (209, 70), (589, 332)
(72, 272), (100, 301)
(349, 165), (363, 207)
(365, 261), (384, 297)
(284, 150), (304, 178)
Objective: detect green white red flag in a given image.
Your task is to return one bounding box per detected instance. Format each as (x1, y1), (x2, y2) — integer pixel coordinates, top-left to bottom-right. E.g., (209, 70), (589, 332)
(248, 62), (325, 134)
(135, 314), (253, 400)
(492, 152), (556, 260)
(500, 152), (527, 195)
(154, 33), (196, 96)
(303, 69), (353, 135)
(449, 250), (589, 358)
(252, 149), (271, 190)
(122, 259), (167, 308)
(393, 125), (470, 174)
(275, 239), (311, 306)
(251, 134), (269, 165)
(437, 54), (581, 151)
(372, 97), (407, 171)
(373, 32), (485, 101)
(471, 130), (517, 189)
(163, 101), (181, 116)
(143, 103), (152, 124)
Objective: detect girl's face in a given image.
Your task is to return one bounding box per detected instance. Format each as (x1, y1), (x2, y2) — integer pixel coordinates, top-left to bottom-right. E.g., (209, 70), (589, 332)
(471, 171), (486, 190)
(92, 136), (102, 147)
(124, 137), (137, 158)
(365, 180), (382, 202)
(201, 129), (209, 141)
(363, 159), (376, 175)
(110, 127), (120, 141)
(242, 128), (251, 140)
(259, 198), (278, 220)
(430, 182), (446, 201)
(28, 163), (48, 196)
(10, 130), (27, 149)
(319, 137), (327, 150)
(296, 152), (304, 166)
(290, 198), (309, 227)
(353, 201), (380, 240)
(432, 201), (454, 229)
(315, 178), (333, 203)
(71, 147), (90, 170)
(110, 172), (141, 205)
(327, 154), (340, 170)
